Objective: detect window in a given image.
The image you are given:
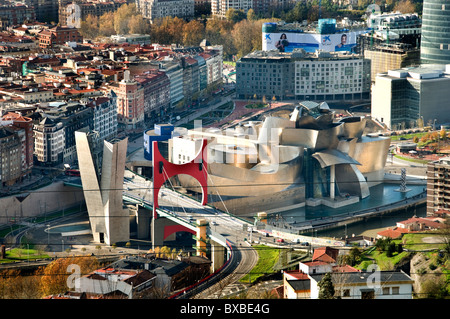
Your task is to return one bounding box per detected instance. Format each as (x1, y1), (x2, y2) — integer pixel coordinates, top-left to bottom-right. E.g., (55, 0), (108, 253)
(383, 287), (390, 295)
(342, 289), (350, 297)
(392, 287), (400, 295)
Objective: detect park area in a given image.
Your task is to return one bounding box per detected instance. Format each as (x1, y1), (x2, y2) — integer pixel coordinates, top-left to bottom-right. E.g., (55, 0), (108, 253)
(393, 129), (450, 163)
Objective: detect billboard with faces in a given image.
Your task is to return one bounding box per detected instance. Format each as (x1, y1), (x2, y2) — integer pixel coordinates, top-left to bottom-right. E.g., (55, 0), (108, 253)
(263, 31), (364, 53)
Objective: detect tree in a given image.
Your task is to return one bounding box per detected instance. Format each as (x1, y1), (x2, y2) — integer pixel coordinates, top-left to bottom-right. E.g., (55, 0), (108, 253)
(129, 15), (150, 35)
(183, 20), (205, 47)
(231, 19), (264, 59)
(80, 14), (99, 39)
(348, 247), (362, 266)
(114, 3), (140, 35)
(318, 272), (335, 299)
(247, 8), (256, 21)
(98, 12), (115, 37)
(420, 275), (448, 299)
(39, 256), (99, 297)
(285, 1), (308, 23)
(394, 0), (416, 13)
(0, 269), (41, 298)
(225, 8), (246, 23)
(440, 129), (447, 140)
(440, 218), (450, 261)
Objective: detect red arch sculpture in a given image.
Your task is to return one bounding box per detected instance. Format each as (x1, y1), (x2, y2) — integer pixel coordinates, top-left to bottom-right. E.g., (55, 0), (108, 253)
(152, 139), (208, 219)
(163, 224), (195, 240)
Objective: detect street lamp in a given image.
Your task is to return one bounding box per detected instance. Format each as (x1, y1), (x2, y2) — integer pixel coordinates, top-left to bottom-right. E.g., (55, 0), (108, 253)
(47, 224), (50, 248)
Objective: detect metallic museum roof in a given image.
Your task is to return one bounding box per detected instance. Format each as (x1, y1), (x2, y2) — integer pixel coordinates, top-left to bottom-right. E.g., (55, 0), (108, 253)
(312, 149), (361, 168)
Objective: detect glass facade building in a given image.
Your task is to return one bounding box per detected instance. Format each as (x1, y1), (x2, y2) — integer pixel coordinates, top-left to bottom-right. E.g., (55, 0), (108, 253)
(421, 0), (450, 64)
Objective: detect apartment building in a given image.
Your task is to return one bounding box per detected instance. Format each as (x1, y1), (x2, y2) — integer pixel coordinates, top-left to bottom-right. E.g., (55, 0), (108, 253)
(236, 49), (370, 101)
(0, 5), (35, 28)
(110, 71), (145, 129)
(156, 60), (184, 107)
(1, 112), (34, 177)
(135, 70), (171, 120)
(0, 84), (54, 104)
(136, 0), (194, 22)
(0, 126), (23, 186)
(84, 93), (118, 143)
(427, 157), (450, 216)
(32, 102), (94, 165)
(37, 26), (83, 49)
(59, 0), (132, 29)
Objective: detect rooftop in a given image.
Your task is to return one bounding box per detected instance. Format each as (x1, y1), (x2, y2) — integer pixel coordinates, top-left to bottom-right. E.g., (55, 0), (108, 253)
(310, 270), (413, 285)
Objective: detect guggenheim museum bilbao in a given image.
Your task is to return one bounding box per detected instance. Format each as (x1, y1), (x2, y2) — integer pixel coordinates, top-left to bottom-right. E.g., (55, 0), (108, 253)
(150, 102), (391, 216)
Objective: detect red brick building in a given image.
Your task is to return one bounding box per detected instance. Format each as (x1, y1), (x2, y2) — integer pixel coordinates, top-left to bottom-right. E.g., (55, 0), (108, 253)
(38, 26), (83, 49)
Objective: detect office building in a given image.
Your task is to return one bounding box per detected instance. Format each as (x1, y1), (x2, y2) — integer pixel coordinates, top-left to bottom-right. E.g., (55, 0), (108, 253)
(371, 64), (450, 130)
(421, 0), (450, 64)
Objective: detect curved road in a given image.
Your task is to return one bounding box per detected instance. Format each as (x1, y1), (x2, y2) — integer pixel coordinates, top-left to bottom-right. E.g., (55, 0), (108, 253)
(192, 242), (259, 299)
(124, 171), (260, 299)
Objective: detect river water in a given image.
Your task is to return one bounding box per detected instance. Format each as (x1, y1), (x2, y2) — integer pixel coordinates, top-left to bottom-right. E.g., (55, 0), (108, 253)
(276, 183), (427, 239)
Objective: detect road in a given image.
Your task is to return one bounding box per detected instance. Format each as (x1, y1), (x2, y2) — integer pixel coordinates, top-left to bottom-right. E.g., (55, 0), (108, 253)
(123, 172), (259, 298)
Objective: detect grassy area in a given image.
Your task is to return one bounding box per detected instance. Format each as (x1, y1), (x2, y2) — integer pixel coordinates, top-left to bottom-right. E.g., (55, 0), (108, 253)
(239, 245), (280, 284)
(223, 61), (236, 67)
(357, 249), (410, 271)
(401, 232), (446, 251)
(390, 132), (427, 141)
(394, 154), (430, 164)
(0, 247), (50, 263)
(356, 232), (445, 271)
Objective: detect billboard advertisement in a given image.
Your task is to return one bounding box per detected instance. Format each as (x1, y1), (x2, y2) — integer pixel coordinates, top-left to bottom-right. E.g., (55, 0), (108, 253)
(262, 31), (364, 53)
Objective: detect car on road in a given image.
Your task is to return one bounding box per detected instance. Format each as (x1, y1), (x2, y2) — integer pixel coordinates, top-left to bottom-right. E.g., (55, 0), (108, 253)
(276, 238), (284, 243)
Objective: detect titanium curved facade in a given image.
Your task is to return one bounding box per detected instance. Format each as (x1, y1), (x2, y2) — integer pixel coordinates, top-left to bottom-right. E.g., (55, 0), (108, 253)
(167, 102), (391, 216)
(421, 0), (450, 64)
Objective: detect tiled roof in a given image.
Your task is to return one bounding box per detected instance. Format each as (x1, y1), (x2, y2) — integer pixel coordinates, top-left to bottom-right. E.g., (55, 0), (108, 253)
(284, 270), (309, 280)
(310, 270), (413, 285)
(397, 217), (444, 229)
(377, 228), (404, 239)
(312, 246), (339, 263)
(123, 270), (156, 286)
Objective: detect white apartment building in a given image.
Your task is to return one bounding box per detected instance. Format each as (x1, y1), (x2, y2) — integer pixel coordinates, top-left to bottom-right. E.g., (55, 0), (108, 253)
(33, 119), (65, 164)
(157, 59), (184, 107)
(309, 271), (414, 299)
(136, 0), (194, 22)
(85, 92), (118, 144)
(211, 0), (252, 18)
(294, 51), (371, 101)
